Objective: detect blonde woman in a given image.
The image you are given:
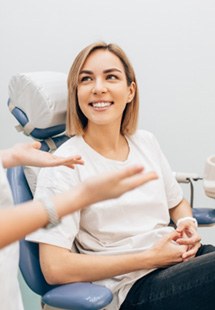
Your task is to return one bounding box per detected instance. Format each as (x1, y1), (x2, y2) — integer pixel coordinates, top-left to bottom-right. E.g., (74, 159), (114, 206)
(27, 43), (215, 310)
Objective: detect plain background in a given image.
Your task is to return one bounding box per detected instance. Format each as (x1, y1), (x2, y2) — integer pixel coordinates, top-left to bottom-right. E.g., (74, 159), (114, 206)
(0, 1), (214, 309)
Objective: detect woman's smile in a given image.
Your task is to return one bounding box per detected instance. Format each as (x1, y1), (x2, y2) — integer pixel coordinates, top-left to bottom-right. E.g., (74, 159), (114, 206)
(89, 101), (113, 111)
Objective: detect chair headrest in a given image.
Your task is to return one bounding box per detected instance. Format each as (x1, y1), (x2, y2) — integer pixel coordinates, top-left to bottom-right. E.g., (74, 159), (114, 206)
(8, 71), (68, 140)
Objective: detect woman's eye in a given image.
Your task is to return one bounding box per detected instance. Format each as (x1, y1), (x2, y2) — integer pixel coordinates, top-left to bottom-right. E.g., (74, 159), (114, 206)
(80, 76), (92, 82)
(107, 74), (118, 80)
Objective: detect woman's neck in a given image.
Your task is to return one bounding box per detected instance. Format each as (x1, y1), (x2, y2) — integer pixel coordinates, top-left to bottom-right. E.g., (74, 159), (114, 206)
(83, 125), (129, 161)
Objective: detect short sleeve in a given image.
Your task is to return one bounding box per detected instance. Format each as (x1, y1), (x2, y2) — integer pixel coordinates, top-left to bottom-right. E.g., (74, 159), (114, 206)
(26, 164), (81, 250)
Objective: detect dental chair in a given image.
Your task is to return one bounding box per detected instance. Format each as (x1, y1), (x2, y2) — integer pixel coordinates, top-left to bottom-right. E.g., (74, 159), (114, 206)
(7, 72), (113, 310)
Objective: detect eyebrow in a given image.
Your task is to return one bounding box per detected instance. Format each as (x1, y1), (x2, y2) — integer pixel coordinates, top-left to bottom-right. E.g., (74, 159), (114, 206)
(79, 68), (123, 75)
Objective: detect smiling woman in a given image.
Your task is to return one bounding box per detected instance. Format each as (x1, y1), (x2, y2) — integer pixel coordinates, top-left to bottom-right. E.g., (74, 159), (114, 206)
(26, 42), (215, 310)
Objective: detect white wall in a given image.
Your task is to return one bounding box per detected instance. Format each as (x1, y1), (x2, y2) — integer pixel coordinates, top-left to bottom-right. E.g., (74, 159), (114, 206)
(0, 1), (214, 308)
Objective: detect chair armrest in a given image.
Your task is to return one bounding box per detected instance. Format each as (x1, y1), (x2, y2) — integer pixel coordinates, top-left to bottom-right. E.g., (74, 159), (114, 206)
(173, 172), (201, 183)
(43, 282), (113, 310)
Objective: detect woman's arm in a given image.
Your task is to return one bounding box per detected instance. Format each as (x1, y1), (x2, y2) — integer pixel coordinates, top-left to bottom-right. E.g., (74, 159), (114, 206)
(0, 165), (157, 248)
(40, 230), (187, 285)
(169, 199), (193, 223)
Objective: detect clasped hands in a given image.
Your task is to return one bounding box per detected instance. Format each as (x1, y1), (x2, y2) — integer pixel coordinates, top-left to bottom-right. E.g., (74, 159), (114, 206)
(150, 221), (201, 269)
(175, 220), (201, 261)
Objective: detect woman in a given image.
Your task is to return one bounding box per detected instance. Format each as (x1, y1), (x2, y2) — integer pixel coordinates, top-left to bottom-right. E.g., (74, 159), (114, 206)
(27, 42), (215, 310)
(0, 140), (155, 310)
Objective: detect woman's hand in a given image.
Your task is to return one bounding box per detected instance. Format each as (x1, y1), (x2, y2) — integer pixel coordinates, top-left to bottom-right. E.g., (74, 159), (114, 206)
(149, 231), (188, 268)
(175, 221), (201, 261)
(2, 141), (84, 168)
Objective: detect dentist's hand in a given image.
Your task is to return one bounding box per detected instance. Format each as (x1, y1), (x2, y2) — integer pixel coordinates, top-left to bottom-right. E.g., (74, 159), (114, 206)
(83, 165), (158, 203)
(3, 141), (84, 169)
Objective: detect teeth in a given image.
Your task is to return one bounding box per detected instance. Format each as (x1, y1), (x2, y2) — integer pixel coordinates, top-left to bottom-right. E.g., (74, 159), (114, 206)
(92, 102), (111, 108)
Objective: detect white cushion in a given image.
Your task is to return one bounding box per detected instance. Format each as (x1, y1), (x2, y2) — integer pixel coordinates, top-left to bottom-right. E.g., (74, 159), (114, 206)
(203, 155), (215, 199)
(8, 71), (67, 129)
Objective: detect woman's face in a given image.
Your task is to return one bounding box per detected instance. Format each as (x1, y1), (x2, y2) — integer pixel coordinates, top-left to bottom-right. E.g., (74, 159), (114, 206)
(77, 49), (135, 130)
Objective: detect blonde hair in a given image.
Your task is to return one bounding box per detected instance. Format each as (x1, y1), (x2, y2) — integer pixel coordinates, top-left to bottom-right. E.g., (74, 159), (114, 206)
(66, 42), (139, 136)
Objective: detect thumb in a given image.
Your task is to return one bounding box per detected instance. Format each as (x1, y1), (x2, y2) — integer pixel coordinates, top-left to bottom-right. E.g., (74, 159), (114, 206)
(32, 141), (42, 150)
(168, 230), (182, 242)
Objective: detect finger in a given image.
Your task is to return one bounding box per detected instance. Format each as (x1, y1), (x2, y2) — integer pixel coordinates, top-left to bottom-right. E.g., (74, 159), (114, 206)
(65, 155), (83, 161)
(124, 171), (158, 190)
(182, 243), (201, 259)
(168, 230), (182, 241)
(176, 236), (201, 245)
(182, 255), (196, 262)
(176, 223), (191, 233)
(32, 141), (41, 150)
(159, 230), (181, 245)
(176, 226), (183, 233)
(65, 159), (85, 167)
(52, 156), (84, 166)
(64, 158), (84, 164)
(117, 165), (145, 180)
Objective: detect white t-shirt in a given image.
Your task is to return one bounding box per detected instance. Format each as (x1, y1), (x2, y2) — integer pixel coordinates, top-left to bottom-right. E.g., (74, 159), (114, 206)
(0, 160), (24, 310)
(27, 130), (183, 309)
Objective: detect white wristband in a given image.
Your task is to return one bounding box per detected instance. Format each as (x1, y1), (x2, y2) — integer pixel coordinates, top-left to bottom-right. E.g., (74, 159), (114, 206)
(176, 216), (198, 228)
(39, 198), (61, 229)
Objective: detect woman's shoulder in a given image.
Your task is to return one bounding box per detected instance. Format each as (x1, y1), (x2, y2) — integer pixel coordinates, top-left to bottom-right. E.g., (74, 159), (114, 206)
(131, 129), (157, 142)
(129, 130), (161, 153)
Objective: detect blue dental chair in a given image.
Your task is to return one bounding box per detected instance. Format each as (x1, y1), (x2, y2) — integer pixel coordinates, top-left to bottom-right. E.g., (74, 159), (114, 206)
(7, 72), (113, 310)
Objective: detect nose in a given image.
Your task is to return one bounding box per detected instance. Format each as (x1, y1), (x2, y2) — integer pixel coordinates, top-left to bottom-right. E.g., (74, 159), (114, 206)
(92, 78), (107, 94)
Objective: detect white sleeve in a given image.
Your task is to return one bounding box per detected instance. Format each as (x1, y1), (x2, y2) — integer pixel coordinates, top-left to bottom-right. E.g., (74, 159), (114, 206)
(26, 165), (81, 251)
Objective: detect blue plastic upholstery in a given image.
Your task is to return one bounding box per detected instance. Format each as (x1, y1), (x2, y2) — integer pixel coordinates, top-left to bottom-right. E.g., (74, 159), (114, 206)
(8, 99), (65, 139)
(193, 208), (215, 225)
(40, 134), (70, 152)
(7, 166), (113, 309)
(43, 283), (113, 310)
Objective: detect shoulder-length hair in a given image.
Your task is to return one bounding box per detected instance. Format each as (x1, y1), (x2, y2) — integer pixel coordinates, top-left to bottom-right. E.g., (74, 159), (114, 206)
(66, 42), (139, 136)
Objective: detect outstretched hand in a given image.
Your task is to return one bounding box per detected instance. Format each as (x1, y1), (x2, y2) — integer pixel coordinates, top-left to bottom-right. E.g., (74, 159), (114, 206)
(83, 165), (158, 203)
(9, 141), (84, 168)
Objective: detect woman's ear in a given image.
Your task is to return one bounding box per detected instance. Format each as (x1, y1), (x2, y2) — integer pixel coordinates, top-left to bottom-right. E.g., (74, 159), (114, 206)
(127, 82), (136, 103)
